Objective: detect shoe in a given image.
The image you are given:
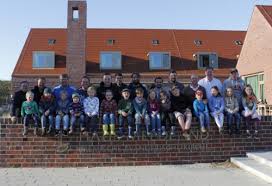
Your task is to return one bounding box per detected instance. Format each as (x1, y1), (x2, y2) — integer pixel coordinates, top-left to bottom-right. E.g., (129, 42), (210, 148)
(253, 130), (259, 139)
(246, 130), (251, 138)
(92, 132), (98, 137)
(183, 132), (191, 141)
(170, 126), (175, 136)
(152, 129), (157, 136)
(41, 128), (46, 136)
(23, 126), (28, 136)
(69, 127), (74, 135)
(146, 131), (151, 136)
(110, 124), (116, 136)
(103, 125), (109, 136)
(201, 127), (206, 133)
(62, 130), (68, 136)
(219, 127), (224, 134)
(47, 127), (53, 134)
(33, 127), (38, 136)
(55, 130), (61, 137)
(161, 126), (166, 136)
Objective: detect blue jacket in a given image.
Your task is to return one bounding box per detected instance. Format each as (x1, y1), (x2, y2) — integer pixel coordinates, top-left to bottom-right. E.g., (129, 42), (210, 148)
(193, 99), (209, 117)
(53, 85), (76, 102)
(56, 99), (70, 115)
(133, 98), (147, 115)
(208, 95), (224, 113)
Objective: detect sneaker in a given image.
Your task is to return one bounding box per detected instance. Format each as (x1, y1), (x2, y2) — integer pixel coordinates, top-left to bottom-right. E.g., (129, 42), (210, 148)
(92, 132), (98, 137)
(201, 127), (206, 133)
(246, 130), (252, 138)
(146, 131), (151, 136)
(33, 128), (38, 136)
(69, 127), (74, 135)
(219, 127), (224, 134)
(253, 130), (259, 139)
(152, 130), (157, 137)
(183, 132), (191, 141)
(128, 134), (133, 139)
(41, 128), (46, 136)
(55, 130), (61, 137)
(47, 127), (53, 134)
(170, 126), (175, 136)
(161, 126), (167, 136)
(62, 130), (68, 136)
(117, 134), (124, 140)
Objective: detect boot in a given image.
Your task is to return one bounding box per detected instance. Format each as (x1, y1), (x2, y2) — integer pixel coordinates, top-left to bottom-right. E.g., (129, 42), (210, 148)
(110, 124), (116, 136)
(23, 126), (28, 136)
(103, 125), (109, 136)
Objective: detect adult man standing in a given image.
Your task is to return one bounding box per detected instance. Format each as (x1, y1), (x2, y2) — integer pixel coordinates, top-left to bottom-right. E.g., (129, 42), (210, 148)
(223, 68), (245, 105)
(128, 72), (148, 99)
(10, 81), (29, 123)
(198, 67), (223, 99)
(164, 70), (185, 96)
(32, 77), (47, 104)
(77, 76), (90, 101)
(97, 73), (118, 101)
(151, 77), (165, 100)
(53, 74), (76, 101)
(113, 73), (127, 103)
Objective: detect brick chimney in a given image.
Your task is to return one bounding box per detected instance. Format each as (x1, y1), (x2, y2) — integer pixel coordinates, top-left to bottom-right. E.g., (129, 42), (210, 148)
(67, 0), (87, 86)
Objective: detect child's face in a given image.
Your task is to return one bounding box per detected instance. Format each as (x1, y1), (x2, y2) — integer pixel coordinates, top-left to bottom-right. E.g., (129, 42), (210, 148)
(245, 87), (253, 96)
(73, 97), (80, 103)
(136, 91), (143, 98)
(88, 89), (96, 97)
(196, 93), (203, 100)
(106, 92), (113, 100)
(26, 95), (33, 101)
(211, 88), (218, 96)
(226, 88), (233, 97)
(60, 93), (67, 100)
(172, 88), (180, 97)
(122, 91), (130, 100)
(44, 93), (51, 98)
(149, 91), (156, 100)
(160, 93), (167, 100)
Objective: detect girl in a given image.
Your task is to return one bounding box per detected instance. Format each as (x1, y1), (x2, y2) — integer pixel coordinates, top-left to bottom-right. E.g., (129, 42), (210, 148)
(100, 90), (118, 136)
(209, 86), (224, 134)
(242, 85), (261, 138)
(193, 89), (210, 133)
(148, 89), (161, 136)
(224, 87), (241, 135)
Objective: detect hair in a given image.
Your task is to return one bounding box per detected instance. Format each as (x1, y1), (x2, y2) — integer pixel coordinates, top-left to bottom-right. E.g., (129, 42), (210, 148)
(242, 84), (256, 98)
(131, 72), (140, 78)
(20, 81), (29, 85)
(59, 74), (69, 79)
(160, 90), (167, 96)
(26, 91), (34, 98)
(135, 87), (144, 94)
(195, 88), (203, 95)
(205, 67), (214, 71)
(38, 77), (46, 81)
(115, 73), (123, 77)
(87, 86), (96, 92)
(225, 87), (234, 97)
(154, 77), (163, 82)
(169, 70), (176, 74)
(81, 75), (90, 81)
(104, 73), (111, 76)
(105, 89), (113, 95)
(211, 86), (221, 97)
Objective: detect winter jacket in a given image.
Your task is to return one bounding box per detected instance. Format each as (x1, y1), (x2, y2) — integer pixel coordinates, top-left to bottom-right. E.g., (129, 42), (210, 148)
(83, 96), (99, 116)
(39, 95), (56, 115)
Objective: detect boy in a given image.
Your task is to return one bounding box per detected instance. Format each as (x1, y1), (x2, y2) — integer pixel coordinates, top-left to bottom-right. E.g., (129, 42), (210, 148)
(118, 88), (133, 139)
(83, 86), (99, 136)
(21, 91), (39, 136)
(133, 88), (150, 136)
(39, 88), (56, 136)
(69, 93), (85, 135)
(55, 90), (70, 136)
(100, 90), (118, 136)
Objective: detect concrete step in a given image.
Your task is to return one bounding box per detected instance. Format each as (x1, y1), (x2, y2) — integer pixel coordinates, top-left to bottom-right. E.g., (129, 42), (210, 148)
(231, 156), (272, 183)
(247, 151), (272, 168)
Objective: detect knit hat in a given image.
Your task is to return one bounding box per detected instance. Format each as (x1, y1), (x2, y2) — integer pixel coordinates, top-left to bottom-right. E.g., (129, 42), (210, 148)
(72, 93), (80, 98)
(43, 88), (52, 94)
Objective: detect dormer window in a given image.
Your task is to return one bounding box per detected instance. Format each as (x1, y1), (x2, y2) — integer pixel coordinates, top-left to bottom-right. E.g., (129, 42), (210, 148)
(152, 39), (160, 45)
(72, 7), (79, 21)
(235, 40), (243, 46)
(48, 39), (56, 45)
(194, 39), (202, 46)
(107, 39), (115, 45)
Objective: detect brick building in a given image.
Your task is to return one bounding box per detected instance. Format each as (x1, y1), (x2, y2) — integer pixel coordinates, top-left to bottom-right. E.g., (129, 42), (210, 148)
(237, 5), (272, 104)
(12, 0), (246, 90)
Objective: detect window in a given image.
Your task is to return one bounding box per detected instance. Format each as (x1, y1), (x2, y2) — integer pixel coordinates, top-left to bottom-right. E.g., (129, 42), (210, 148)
(48, 39), (56, 45)
(149, 52), (171, 70)
(152, 40), (160, 45)
(107, 39), (115, 45)
(33, 51), (55, 69)
(244, 73), (265, 102)
(235, 40), (243, 46)
(72, 7), (79, 21)
(197, 53), (218, 69)
(194, 39), (202, 46)
(100, 52), (122, 70)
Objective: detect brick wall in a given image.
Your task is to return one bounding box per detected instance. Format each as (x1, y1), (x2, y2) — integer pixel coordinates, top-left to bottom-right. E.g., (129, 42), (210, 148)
(1, 117), (272, 168)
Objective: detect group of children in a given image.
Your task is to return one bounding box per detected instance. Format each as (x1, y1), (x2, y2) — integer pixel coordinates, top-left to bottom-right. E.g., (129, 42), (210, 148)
(21, 83), (261, 140)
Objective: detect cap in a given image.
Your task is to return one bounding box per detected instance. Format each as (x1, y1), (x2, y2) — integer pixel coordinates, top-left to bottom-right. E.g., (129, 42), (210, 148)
(122, 88), (130, 93)
(43, 88), (52, 94)
(72, 93), (80, 98)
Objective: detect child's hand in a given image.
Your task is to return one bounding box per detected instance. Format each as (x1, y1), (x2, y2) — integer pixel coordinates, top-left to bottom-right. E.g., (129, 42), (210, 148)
(45, 110), (50, 116)
(87, 112), (91, 117)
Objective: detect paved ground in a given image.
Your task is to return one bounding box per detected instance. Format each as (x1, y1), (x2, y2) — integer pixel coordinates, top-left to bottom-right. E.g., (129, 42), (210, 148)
(0, 163), (270, 186)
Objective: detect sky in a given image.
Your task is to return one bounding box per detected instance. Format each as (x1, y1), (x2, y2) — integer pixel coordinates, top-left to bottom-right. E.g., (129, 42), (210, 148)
(0, 0), (272, 80)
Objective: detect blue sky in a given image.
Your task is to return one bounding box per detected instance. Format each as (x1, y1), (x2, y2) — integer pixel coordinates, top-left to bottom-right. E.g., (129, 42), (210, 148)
(1, 0), (272, 80)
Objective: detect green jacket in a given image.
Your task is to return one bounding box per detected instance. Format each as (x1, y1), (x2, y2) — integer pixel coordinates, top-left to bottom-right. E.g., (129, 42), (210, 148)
(21, 101), (39, 117)
(118, 99), (133, 115)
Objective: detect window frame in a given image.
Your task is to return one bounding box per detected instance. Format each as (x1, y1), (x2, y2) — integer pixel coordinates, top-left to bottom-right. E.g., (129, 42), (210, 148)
(32, 51), (55, 69)
(197, 52), (218, 69)
(99, 51), (122, 70)
(243, 72), (265, 102)
(148, 52), (171, 70)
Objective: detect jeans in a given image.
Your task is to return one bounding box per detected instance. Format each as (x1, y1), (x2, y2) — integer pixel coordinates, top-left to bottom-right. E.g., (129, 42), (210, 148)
(70, 114), (85, 129)
(211, 112), (224, 128)
(103, 113), (115, 125)
(55, 114), (69, 130)
(41, 114), (54, 129)
(135, 113), (150, 125)
(86, 115), (99, 132)
(226, 112), (241, 130)
(119, 114), (133, 134)
(196, 112), (210, 128)
(150, 113), (161, 131)
(161, 112), (176, 128)
(23, 114), (39, 128)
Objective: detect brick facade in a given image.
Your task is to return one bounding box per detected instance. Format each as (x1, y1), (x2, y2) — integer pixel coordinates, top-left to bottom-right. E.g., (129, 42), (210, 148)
(1, 117), (272, 168)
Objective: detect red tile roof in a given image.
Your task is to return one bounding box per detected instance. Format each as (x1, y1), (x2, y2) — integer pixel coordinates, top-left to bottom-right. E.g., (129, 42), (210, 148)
(12, 28), (246, 76)
(257, 5), (272, 27)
